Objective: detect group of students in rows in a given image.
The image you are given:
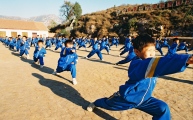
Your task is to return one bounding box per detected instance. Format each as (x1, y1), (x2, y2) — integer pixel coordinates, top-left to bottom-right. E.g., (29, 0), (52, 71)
(1, 34), (193, 120)
(155, 37), (193, 56)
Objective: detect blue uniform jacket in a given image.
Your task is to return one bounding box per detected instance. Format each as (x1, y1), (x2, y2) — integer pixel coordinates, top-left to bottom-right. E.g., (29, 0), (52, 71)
(178, 42), (186, 49)
(34, 46), (46, 58)
(125, 38), (130, 46)
(20, 41), (30, 51)
(167, 43), (178, 55)
(93, 41), (99, 50)
(119, 54), (190, 107)
(58, 48), (78, 69)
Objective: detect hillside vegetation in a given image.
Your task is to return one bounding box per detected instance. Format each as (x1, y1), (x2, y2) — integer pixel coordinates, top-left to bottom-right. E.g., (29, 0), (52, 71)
(50, 3), (193, 39)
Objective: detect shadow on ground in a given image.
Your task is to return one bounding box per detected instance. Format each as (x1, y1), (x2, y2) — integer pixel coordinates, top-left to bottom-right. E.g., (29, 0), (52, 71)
(12, 52), (54, 74)
(160, 76), (193, 85)
(32, 73), (117, 120)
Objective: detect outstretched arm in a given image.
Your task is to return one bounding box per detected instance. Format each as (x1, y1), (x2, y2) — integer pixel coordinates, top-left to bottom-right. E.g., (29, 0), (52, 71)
(128, 54), (191, 81)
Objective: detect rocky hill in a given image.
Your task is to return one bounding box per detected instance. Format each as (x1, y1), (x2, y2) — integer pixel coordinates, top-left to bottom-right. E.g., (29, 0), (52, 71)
(0, 14), (62, 26)
(50, 2), (193, 40)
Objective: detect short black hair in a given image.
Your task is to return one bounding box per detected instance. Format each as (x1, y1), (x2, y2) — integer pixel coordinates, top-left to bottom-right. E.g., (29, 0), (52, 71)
(23, 36), (27, 39)
(38, 40), (44, 43)
(133, 34), (155, 51)
(65, 40), (73, 47)
(173, 38), (179, 42)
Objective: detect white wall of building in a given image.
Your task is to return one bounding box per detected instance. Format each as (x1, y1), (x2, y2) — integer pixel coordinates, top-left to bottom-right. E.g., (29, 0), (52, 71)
(0, 29), (48, 38)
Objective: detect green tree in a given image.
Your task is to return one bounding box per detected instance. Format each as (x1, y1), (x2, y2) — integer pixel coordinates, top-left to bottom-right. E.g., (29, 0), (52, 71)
(73, 2), (82, 19)
(60, 1), (74, 20)
(60, 1), (82, 20)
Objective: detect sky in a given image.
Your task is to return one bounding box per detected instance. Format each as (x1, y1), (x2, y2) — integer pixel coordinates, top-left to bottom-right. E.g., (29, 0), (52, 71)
(0, 0), (161, 18)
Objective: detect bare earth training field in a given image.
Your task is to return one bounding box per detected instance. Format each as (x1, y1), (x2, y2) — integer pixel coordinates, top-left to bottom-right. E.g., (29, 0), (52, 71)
(0, 43), (192, 120)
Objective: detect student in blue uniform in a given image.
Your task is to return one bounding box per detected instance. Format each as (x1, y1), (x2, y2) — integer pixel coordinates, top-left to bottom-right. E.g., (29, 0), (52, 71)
(52, 40), (78, 85)
(115, 46), (136, 65)
(31, 37), (36, 47)
(87, 34), (193, 120)
(155, 38), (163, 56)
(100, 36), (110, 54)
(161, 37), (170, 49)
(110, 37), (119, 48)
(85, 37), (103, 60)
(33, 40), (47, 68)
(16, 35), (22, 52)
(19, 36), (30, 59)
(77, 37), (87, 50)
(166, 38), (179, 56)
(4, 36), (9, 47)
(45, 37), (52, 49)
(119, 38), (132, 56)
(54, 36), (63, 51)
(120, 35), (131, 51)
(51, 37), (57, 46)
(177, 40), (188, 54)
(87, 38), (95, 48)
(8, 37), (15, 50)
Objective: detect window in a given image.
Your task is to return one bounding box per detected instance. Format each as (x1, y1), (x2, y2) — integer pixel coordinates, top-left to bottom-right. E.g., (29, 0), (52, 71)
(11, 32), (17, 38)
(0, 31), (6, 37)
(22, 32), (28, 37)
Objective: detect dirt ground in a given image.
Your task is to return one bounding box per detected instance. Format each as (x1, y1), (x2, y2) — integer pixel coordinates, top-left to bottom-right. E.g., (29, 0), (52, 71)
(0, 43), (192, 120)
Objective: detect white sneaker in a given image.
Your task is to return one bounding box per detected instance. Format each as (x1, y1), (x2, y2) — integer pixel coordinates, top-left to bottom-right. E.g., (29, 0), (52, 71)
(26, 55), (30, 59)
(85, 57), (88, 59)
(40, 65), (44, 68)
(72, 78), (77, 85)
(101, 59), (104, 61)
(87, 103), (95, 112)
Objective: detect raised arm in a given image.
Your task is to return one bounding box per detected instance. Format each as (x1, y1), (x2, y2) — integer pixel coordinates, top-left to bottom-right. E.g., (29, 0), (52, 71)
(128, 54), (191, 81)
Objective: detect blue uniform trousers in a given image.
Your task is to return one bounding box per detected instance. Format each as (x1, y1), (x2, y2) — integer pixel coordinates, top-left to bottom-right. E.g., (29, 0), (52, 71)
(56, 64), (76, 78)
(120, 48), (129, 56)
(34, 56), (44, 65)
(117, 55), (135, 64)
(20, 50), (29, 56)
(87, 50), (103, 60)
(94, 94), (170, 120)
(177, 47), (188, 53)
(156, 48), (163, 56)
(100, 46), (109, 53)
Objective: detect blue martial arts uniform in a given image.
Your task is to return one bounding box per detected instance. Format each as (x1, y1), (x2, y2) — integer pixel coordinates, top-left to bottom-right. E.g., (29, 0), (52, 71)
(87, 41), (103, 60)
(100, 39), (110, 53)
(33, 46), (47, 65)
(9, 40), (15, 50)
(166, 43), (178, 56)
(161, 38), (170, 49)
(94, 54), (190, 120)
(120, 41), (132, 56)
(56, 48), (78, 78)
(120, 38), (130, 51)
(78, 39), (87, 49)
(88, 39), (95, 48)
(116, 46), (136, 65)
(45, 38), (52, 49)
(156, 40), (163, 56)
(16, 39), (21, 52)
(177, 42), (188, 53)
(110, 38), (119, 48)
(55, 39), (63, 50)
(19, 40), (30, 56)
